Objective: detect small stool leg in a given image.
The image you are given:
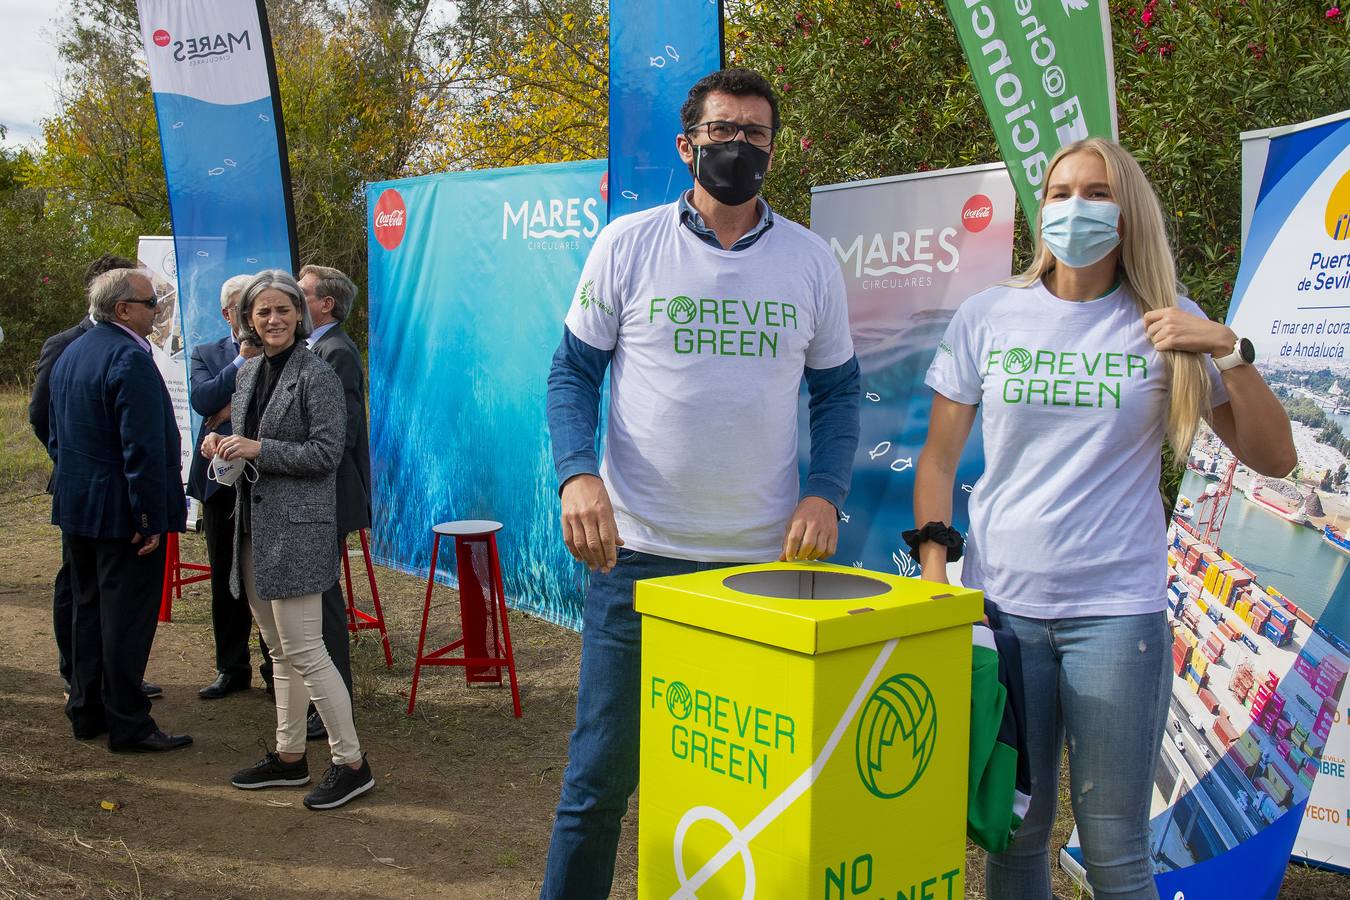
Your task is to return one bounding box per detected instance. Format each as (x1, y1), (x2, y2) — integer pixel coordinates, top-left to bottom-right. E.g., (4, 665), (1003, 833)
(407, 534), (441, 715)
(341, 536), (359, 632)
(360, 529), (394, 668)
(158, 532), (175, 623)
(487, 534), (522, 718)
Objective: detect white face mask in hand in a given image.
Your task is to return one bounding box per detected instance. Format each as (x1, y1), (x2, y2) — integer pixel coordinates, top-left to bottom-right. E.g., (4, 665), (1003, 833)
(208, 455), (258, 488)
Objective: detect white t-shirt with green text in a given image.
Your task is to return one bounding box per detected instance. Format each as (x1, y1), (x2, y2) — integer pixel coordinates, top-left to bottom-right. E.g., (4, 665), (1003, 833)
(565, 202), (854, 562)
(925, 280), (1229, 619)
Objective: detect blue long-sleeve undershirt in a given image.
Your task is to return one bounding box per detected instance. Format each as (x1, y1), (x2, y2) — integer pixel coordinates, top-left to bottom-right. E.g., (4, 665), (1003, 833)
(544, 327), (861, 513)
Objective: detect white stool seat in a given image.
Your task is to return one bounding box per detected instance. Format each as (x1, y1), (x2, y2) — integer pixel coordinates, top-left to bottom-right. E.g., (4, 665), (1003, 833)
(433, 519), (503, 537)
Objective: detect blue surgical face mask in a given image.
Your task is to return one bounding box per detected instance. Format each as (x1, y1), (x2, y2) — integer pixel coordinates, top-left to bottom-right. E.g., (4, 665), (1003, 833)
(1039, 196), (1121, 269)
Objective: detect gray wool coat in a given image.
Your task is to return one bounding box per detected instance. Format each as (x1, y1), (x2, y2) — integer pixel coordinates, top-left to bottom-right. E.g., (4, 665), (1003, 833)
(229, 345), (346, 602)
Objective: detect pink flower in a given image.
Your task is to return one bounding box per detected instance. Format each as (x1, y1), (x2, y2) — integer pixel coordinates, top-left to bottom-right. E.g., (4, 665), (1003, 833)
(1142, 8), (1155, 24)
(801, 137), (812, 151)
(42, 276), (50, 284)
(1329, 7), (1342, 19)
(862, 37), (872, 46)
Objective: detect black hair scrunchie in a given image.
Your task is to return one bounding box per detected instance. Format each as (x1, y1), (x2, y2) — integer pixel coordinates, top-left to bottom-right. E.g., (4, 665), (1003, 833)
(901, 521), (965, 563)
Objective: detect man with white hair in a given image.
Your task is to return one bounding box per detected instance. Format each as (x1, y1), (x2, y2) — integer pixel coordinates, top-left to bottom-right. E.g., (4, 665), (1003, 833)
(187, 273), (264, 699)
(48, 268), (190, 752)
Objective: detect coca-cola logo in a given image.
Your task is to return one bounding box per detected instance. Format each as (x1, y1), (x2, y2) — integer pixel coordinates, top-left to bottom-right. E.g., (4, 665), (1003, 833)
(373, 189), (406, 250)
(961, 194), (993, 233)
(153, 28), (171, 47)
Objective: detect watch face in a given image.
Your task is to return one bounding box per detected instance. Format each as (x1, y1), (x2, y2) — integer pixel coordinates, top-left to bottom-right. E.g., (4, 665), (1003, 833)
(1239, 337), (1256, 364)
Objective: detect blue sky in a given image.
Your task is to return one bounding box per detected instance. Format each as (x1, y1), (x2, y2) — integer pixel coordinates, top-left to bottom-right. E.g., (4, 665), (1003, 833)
(0, 2), (68, 148)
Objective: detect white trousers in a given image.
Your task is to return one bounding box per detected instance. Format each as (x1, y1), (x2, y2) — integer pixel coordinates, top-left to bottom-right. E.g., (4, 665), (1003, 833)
(241, 544), (362, 765)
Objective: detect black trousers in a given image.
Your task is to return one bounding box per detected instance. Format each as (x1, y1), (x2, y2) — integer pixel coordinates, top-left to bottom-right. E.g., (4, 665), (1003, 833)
(201, 487), (256, 682)
(53, 533), (73, 687)
(65, 533), (164, 746)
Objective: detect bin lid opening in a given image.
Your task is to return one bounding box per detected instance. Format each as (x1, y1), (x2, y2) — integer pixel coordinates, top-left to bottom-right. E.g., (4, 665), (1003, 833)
(722, 570), (890, 601)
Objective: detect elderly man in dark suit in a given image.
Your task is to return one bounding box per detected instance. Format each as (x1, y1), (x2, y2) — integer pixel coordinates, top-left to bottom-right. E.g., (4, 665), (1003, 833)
(48, 268), (191, 752)
(187, 274), (264, 699)
(29, 254), (163, 700)
(297, 264), (371, 740)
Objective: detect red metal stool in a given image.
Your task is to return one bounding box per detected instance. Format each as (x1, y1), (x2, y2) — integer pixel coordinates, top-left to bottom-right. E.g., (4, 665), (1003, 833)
(158, 531), (211, 623)
(341, 528), (393, 668)
(407, 520), (522, 717)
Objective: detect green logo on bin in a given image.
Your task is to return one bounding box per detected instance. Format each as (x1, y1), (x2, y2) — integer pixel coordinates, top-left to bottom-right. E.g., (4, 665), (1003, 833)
(855, 674), (936, 799)
(666, 681), (694, 720)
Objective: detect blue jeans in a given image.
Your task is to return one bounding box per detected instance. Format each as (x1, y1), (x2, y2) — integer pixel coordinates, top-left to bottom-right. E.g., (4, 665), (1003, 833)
(987, 610), (1170, 900)
(540, 549), (740, 900)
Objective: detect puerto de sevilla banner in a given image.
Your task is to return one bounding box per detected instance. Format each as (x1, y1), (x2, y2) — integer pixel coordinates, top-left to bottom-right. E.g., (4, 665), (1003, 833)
(135, 0), (298, 454)
(607, 0), (722, 220)
(366, 160), (607, 630)
(136, 236), (192, 488)
(808, 163), (1016, 578)
(943, 0), (1117, 225)
(1060, 110), (1350, 895)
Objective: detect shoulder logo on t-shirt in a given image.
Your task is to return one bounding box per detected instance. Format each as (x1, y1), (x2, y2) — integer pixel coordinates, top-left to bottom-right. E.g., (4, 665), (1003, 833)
(937, 339), (954, 357)
(577, 280), (614, 316)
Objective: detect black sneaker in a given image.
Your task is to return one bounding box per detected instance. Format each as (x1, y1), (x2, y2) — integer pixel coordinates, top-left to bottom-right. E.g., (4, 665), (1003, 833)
(231, 752), (310, 790)
(303, 755), (374, 810)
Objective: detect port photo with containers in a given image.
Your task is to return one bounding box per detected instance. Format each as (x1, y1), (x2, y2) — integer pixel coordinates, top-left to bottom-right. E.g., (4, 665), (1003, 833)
(1147, 449), (1350, 868)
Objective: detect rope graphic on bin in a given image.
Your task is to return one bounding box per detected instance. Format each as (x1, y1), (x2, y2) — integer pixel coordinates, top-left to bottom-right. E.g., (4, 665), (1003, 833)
(669, 638), (899, 899)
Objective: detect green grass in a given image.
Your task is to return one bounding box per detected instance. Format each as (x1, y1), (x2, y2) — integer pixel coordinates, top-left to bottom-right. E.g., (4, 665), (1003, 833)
(0, 386), (50, 493)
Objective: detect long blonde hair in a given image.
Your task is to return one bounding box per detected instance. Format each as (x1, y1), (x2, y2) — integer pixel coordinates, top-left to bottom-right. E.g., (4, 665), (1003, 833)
(1009, 137), (1210, 455)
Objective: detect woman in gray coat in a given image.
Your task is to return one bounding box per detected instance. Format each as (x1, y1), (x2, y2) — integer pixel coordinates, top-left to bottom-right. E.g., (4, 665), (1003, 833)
(201, 269), (373, 810)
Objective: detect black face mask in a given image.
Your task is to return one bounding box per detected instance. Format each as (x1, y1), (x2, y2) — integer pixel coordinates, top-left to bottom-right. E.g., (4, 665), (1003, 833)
(691, 141), (770, 206)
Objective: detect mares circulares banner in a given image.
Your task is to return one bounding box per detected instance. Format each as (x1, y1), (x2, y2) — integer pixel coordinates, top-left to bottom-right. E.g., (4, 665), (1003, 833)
(809, 164), (1016, 577)
(607, 0), (722, 219)
(136, 0), (297, 451)
(136, 236), (192, 487)
(366, 160), (607, 630)
(1059, 110), (1350, 896)
(943, 0), (1116, 223)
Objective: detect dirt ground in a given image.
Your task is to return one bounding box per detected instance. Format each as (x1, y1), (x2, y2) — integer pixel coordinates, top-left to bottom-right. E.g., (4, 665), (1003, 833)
(1, 413), (1346, 897)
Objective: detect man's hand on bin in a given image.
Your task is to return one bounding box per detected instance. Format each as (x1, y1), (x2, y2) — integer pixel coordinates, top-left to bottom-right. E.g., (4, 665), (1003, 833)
(561, 473), (624, 574)
(780, 496), (838, 562)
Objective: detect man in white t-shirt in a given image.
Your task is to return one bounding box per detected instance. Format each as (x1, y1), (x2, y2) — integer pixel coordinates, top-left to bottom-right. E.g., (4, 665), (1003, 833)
(539, 69), (861, 898)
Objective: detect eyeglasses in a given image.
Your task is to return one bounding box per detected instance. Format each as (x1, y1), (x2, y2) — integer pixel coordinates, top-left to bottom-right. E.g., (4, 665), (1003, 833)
(686, 120), (776, 149)
(122, 295), (160, 309)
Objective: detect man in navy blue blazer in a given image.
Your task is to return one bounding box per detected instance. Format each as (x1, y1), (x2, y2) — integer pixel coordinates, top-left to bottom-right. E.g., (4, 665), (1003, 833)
(29, 254), (160, 697)
(48, 268), (191, 752)
(187, 274), (264, 699)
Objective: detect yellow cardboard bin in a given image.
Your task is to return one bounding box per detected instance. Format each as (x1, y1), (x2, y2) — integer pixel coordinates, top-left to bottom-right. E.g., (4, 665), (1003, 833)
(635, 562), (982, 900)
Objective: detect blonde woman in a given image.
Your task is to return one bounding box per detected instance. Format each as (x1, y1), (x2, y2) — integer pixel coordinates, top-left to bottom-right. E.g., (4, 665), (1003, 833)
(912, 138), (1294, 899)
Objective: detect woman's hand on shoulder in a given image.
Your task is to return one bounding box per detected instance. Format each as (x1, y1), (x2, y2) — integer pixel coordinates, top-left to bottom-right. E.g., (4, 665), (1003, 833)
(1144, 307), (1235, 357)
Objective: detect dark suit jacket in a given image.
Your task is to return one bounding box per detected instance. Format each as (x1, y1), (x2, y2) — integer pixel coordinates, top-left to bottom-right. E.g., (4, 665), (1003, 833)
(230, 347), (345, 601)
(47, 322), (187, 540)
(186, 335), (241, 503)
(30, 316), (95, 451)
(311, 324), (372, 535)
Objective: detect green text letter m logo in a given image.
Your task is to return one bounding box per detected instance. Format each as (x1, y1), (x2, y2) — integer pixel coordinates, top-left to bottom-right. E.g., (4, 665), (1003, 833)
(855, 674), (937, 799)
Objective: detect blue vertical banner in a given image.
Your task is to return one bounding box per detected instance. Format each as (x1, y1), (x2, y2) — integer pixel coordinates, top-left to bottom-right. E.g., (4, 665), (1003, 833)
(607, 0), (723, 219)
(366, 161), (607, 630)
(136, 0), (297, 444)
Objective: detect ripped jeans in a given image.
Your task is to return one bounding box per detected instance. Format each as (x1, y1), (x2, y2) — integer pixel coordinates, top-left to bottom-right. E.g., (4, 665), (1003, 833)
(986, 610), (1170, 900)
